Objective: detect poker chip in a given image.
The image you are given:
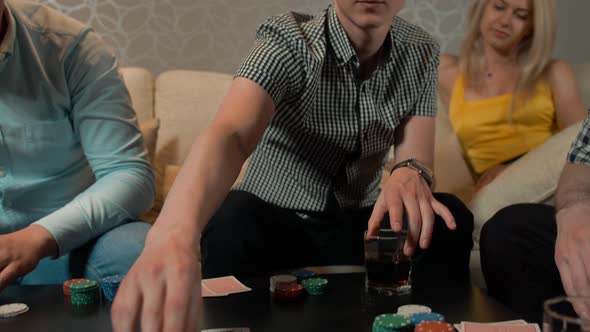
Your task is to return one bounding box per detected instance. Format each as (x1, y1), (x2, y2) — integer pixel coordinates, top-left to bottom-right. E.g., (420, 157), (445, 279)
(373, 313), (411, 332)
(290, 269), (317, 282)
(270, 274), (297, 292)
(301, 278), (328, 295)
(0, 303), (29, 318)
(409, 312), (445, 326)
(270, 274), (297, 291)
(273, 283), (305, 302)
(63, 278), (89, 297)
(414, 321), (454, 332)
(100, 275), (123, 302)
(69, 280), (101, 306)
(397, 304), (432, 316)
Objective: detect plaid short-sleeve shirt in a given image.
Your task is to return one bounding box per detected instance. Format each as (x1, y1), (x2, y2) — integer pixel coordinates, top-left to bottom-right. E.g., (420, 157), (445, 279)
(568, 112), (590, 164)
(235, 6), (439, 212)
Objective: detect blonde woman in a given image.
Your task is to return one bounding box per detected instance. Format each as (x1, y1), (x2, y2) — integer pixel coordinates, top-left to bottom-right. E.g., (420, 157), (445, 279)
(438, 0), (586, 193)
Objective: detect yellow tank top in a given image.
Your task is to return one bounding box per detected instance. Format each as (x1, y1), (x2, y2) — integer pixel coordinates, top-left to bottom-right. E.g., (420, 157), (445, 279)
(449, 74), (556, 174)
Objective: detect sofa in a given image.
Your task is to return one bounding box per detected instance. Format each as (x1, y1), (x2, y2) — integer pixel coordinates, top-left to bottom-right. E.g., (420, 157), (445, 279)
(121, 64), (590, 287)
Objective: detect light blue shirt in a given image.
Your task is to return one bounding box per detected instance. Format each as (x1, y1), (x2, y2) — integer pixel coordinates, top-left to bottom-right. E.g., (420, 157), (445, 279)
(0, 1), (155, 255)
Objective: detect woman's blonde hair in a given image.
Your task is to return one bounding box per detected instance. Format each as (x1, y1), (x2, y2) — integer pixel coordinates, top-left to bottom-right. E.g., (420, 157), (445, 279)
(460, 0), (556, 94)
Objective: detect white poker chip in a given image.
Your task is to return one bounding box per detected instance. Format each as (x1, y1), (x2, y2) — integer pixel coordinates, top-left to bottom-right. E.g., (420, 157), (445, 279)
(0, 303), (29, 318)
(397, 304), (432, 316)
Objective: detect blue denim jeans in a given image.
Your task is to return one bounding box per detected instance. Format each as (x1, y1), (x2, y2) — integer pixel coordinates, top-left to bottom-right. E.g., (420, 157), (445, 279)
(16, 221), (150, 285)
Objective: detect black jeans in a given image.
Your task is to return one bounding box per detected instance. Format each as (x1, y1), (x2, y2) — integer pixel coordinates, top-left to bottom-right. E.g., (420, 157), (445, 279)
(480, 203), (564, 324)
(201, 190), (473, 288)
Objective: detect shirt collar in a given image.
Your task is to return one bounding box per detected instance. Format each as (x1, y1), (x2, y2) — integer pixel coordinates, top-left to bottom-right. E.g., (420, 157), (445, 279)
(327, 5), (395, 67)
(327, 5), (356, 66)
(0, 1), (16, 60)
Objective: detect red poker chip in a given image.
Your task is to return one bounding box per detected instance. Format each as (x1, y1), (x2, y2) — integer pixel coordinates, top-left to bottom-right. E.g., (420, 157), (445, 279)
(273, 283), (304, 302)
(63, 278), (89, 297)
(414, 321), (454, 332)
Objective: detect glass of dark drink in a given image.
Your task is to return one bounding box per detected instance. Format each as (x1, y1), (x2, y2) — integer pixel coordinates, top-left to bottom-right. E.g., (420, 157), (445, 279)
(544, 297), (590, 331)
(364, 229), (411, 296)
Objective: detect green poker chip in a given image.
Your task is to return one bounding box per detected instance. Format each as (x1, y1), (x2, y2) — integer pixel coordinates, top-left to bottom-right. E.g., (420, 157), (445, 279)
(69, 280), (99, 291)
(69, 280), (100, 306)
(372, 314), (411, 332)
(301, 278), (328, 295)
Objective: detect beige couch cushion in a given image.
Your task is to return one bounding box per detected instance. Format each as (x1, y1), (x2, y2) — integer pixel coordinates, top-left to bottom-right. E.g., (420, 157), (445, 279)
(469, 120), (584, 248)
(139, 118), (160, 163)
(154, 71), (233, 167)
(120, 67), (155, 123)
(433, 97), (475, 202)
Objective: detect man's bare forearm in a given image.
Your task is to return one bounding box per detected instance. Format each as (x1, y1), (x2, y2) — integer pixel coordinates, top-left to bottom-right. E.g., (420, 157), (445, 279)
(151, 125), (251, 238)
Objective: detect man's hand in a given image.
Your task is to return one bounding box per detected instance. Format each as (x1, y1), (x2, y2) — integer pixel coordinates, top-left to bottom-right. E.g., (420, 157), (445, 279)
(111, 226), (202, 332)
(556, 204), (590, 298)
(367, 167), (456, 256)
(0, 225), (57, 290)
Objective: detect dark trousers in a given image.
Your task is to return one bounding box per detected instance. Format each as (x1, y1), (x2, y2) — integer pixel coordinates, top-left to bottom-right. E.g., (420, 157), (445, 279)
(201, 190), (474, 288)
(480, 203), (564, 324)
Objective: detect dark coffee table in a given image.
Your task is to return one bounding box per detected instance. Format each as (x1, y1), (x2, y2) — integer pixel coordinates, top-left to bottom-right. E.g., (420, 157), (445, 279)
(0, 273), (518, 332)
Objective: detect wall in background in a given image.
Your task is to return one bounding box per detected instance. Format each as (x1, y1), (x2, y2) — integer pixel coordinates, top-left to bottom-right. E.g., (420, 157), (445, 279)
(36, 0), (469, 74)
(555, 1), (590, 64)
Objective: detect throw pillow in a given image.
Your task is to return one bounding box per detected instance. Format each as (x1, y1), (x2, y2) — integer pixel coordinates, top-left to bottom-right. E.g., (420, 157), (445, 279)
(139, 118), (160, 163)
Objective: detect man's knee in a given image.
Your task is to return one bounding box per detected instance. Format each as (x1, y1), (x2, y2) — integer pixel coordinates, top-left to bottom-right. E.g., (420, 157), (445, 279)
(432, 192), (474, 241)
(201, 191), (269, 276)
(202, 190), (267, 237)
(87, 221), (151, 277)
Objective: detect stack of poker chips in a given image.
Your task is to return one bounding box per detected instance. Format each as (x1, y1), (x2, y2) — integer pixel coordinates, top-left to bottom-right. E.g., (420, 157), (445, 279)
(270, 274), (302, 302)
(409, 312), (445, 326)
(301, 277), (328, 295)
(372, 313), (411, 332)
(414, 321), (454, 332)
(270, 274), (297, 293)
(69, 280), (101, 306)
(63, 278), (89, 297)
(273, 283), (305, 302)
(397, 304), (432, 316)
(0, 303), (29, 318)
(100, 275), (123, 302)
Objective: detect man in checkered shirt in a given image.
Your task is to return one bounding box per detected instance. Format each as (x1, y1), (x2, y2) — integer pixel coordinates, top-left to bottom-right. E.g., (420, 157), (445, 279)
(112, 1), (474, 330)
(480, 115), (590, 323)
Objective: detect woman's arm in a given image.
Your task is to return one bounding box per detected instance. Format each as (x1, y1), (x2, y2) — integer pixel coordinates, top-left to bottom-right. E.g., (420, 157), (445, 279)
(437, 54), (460, 107)
(547, 60), (587, 129)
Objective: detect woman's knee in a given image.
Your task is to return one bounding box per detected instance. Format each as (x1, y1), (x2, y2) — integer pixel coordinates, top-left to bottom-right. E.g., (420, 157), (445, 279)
(480, 204), (549, 256)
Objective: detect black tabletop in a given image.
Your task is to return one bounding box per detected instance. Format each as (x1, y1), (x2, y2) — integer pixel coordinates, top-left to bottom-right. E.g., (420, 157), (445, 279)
(0, 273), (518, 332)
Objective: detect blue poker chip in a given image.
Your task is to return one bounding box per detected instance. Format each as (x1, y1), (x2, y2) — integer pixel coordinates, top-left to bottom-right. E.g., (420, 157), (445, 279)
(100, 275), (123, 302)
(409, 312), (445, 325)
(290, 269), (317, 282)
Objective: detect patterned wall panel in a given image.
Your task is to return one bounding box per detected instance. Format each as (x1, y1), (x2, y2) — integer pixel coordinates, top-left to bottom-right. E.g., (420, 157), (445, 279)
(34, 0), (469, 74)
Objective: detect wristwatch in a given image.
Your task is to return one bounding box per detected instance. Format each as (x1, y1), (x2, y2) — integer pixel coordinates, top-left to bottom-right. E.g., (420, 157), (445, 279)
(390, 158), (435, 188)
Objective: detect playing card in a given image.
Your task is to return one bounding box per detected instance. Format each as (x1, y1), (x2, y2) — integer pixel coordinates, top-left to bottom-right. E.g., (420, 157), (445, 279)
(455, 320), (528, 332)
(462, 322), (540, 332)
(201, 283), (227, 297)
(201, 276), (251, 296)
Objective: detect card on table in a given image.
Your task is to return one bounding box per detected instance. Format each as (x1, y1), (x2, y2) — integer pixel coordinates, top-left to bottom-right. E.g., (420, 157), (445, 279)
(201, 276), (251, 297)
(454, 320), (527, 331)
(461, 321), (540, 332)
